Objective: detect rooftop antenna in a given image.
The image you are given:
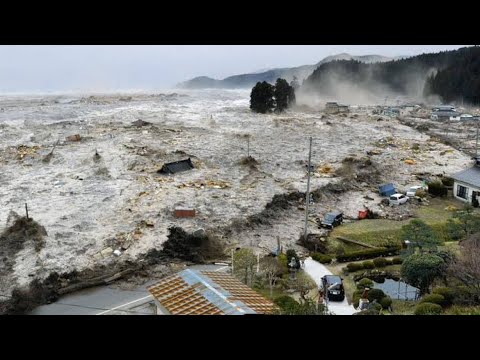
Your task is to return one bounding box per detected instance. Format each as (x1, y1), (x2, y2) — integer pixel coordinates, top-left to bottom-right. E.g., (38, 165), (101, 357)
(304, 137), (313, 241)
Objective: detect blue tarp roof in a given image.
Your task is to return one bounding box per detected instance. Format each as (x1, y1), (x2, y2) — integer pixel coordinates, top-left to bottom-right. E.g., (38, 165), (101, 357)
(379, 183), (396, 195)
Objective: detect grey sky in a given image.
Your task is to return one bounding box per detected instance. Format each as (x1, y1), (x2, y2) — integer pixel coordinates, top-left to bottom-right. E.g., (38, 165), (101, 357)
(0, 45), (468, 93)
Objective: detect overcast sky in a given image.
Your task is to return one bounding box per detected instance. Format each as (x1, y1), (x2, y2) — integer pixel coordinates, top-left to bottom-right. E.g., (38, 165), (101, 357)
(0, 45), (468, 93)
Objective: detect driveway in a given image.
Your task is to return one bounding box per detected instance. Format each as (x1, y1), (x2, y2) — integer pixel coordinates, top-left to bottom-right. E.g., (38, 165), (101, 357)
(303, 257), (357, 315)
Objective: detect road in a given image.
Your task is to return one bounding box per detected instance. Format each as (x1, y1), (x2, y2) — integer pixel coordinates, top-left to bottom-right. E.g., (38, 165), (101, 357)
(30, 264), (228, 315)
(303, 257), (357, 315)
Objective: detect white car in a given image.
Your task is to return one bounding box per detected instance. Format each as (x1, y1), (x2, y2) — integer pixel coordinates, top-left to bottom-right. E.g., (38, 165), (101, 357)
(406, 185), (425, 197)
(389, 193), (408, 206)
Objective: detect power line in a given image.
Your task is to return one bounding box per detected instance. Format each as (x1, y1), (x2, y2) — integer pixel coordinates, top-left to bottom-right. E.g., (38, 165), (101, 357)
(0, 293), (154, 315)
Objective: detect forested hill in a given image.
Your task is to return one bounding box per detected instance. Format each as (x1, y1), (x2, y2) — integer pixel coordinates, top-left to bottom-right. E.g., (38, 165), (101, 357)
(301, 46), (480, 105)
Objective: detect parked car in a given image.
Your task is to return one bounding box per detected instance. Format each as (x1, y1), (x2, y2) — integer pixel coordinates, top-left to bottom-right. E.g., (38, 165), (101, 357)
(389, 193), (408, 206)
(406, 185), (427, 197)
(321, 275), (345, 301)
(321, 211), (343, 229)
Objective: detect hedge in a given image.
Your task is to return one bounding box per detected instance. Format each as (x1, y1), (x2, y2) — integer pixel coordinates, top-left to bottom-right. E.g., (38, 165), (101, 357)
(357, 278), (374, 290)
(420, 294), (446, 307)
(368, 289), (386, 302)
(427, 181), (448, 197)
(347, 262), (364, 272)
(414, 302), (443, 315)
(373, 258), (388, 268)
(311, 253), (333, 264)
(336, 246), (401, 263)
(380, 296), (393, 310)
(432, 287), (455, 306)
(392, 257), (403, 264)
(362, 261), (375, 269)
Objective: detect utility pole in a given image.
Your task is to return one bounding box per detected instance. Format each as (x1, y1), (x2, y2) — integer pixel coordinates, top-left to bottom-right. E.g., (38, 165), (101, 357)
(247, 136), (250, 158)
(25, 203), (29, 219)
(476, 120), (479, 157)
(304, 137), (313, 241)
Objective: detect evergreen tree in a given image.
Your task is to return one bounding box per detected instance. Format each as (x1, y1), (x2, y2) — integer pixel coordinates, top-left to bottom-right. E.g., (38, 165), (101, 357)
(250, 81), (275, 113)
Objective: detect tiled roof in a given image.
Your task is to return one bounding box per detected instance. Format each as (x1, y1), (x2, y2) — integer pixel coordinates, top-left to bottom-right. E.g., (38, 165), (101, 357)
(147, 269), (277, 315)
(452, 166), (480, 188)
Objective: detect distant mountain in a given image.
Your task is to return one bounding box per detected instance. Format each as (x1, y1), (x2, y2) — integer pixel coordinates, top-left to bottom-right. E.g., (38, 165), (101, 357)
(301, 46), (480, 105)
(178, 53), (402, 89)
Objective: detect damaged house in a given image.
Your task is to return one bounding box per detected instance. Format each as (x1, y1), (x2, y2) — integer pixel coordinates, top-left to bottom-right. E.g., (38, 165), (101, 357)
(158, 158), (195, 174)
(147, 269), (277, 315)
(325, 102), (349, 114)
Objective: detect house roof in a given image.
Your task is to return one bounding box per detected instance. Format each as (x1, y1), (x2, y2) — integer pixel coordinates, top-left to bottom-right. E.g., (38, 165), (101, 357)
(147, 269), (277, 315)
(158, 158), (194, 174)
(452, 166), (480, 188)
(432, 111), (460, 117)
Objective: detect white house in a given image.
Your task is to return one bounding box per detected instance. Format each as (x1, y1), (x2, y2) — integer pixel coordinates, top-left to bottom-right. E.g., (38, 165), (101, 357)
(451, 157), (480, 206)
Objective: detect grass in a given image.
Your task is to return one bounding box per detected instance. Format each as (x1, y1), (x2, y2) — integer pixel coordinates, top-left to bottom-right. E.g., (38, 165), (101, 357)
(331, 197), (463, 246)
(444, 305), (480, 315)
(389, 299), (417, 315)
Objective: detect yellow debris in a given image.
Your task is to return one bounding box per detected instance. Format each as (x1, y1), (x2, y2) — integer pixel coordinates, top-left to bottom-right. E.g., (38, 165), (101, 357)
(319, 164), (334, 174)
(445, 205), (458, 211)
(404, 159), (416, 165)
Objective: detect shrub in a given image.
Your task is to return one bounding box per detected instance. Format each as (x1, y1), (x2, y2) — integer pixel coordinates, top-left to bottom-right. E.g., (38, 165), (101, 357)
(392, 257), (403, 264)
(347, 262), (364, 272)
(415, 189), (428, 198)
(441, 177), (454, 187)
(373, 257), (388, 268)
(336, 246), (401, 262)
(380, 296), (393, 310)
(427, 181), (448, 197)
(357, 278), (374, 290)
(372, 302), (383, 312)
(311, 253), (333, 264)
(420, 294), (446, 307)
(414, 302), (442, 315)
(384, 258), (393, 266)
(353, 290), (363, 308)
(274, 295), (298, 312)
(432, 287), (455, 306)
(368, 288), (386, 302)
(362, 261), (375, 269)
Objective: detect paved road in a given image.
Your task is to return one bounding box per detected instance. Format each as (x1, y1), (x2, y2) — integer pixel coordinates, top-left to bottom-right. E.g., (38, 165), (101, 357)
(30, 264), (228, 315)
(304, 257), (357, 315)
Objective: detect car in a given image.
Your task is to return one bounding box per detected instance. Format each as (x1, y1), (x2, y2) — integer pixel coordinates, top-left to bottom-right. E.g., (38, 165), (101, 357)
(321, 275), (345, 301)
(389, 193), (408, 206)
(406, 185), (427, 197)
(320, 211), (343, 229)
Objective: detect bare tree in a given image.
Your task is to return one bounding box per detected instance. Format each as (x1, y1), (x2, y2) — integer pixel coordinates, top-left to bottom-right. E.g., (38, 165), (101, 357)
(289, 272), (316, 302)
(449, 233), (480, 294)
(233, 248), (257, 286)
(259, 256), (287, 298)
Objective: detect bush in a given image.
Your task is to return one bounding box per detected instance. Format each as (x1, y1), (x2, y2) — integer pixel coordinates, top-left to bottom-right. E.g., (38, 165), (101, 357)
(427, 181), (448, 197)
(415, 189), (428, 198)
(372, 302), (383, 312)
(336, 246), (401, 263)
(392, 257), (403, 264)
(368, 288), (386, 302)
(373, 258), (388, 268)
(353, 290), (364, 308)
(362, 261), (375, 269)
(414, 302), (443, 315)
(347, 262), (364, 272)
(441, 177), (454, 187)
(311, 253), (333, 264)
(432, 287), (455, 306)
(274, 295), (298, 312)
(420, 294), (446, 307)
(384, 258), (393, 266)
(357, 278), (374, 290)
(380, 296), (393, 310)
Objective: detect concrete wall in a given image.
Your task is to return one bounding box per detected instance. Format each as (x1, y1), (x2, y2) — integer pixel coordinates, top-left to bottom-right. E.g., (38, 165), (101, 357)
(453, 180), (480, 203)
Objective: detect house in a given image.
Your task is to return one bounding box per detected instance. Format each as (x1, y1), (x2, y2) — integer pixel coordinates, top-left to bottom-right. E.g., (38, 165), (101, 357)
(147, 269), (277, 315)
(383, 107), (401, 117)
(432, 105), (456, 112)
(158, 158), (195, 174)
(325, 102), (349, 114)
(451, 157), (480, 207)
(379, 183), (396, 197)
(430, 110), (461, 121)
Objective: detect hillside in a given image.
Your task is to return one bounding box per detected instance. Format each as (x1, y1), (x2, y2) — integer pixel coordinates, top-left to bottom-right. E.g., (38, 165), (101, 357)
(301, 46), (480, 105)
(178, 54), (398, 89)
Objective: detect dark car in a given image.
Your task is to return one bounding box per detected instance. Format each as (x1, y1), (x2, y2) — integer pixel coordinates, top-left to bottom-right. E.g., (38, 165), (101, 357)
(321, 211), (343, 229)
(321, 275), (345, 301)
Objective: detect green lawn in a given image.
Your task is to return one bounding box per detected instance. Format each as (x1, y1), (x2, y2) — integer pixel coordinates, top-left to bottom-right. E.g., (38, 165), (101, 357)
(331, 197), (463, 246)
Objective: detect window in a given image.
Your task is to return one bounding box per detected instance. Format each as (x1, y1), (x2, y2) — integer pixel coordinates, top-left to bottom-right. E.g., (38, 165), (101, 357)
(457, 185), (468, 199)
